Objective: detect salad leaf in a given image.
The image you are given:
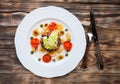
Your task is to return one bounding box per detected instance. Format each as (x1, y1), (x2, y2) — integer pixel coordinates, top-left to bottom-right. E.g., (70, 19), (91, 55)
(43, 30), (59, 50)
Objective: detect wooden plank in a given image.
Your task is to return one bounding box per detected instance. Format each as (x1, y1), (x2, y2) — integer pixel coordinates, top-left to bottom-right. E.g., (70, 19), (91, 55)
(0, 0), (120, 4)
(0, 3), (120, 13)
(0, 50), (120, 74)
(0, 49), (30, 73)
(0, 12), (120, 29)
(0, 3), (120, 28)
(0, 27), (15, 39)
(0, 73), (120, 84)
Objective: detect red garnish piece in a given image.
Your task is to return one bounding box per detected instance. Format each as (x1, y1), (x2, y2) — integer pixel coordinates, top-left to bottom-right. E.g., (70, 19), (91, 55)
(48, 22), (57, 31)
(63, 41), (72, 51)
(30, 38), (39, 49)
(42, 54), (52, 63)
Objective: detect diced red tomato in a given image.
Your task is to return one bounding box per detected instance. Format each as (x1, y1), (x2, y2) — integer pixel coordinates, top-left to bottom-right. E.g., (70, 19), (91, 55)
(63, 41), (72, 51)
(42, 54), (51, 63)
(30, 38), (39, 49)
(48, 22), (57, 31)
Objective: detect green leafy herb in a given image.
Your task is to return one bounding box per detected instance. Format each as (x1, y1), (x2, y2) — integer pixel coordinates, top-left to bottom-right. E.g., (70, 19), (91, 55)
(40, 24), (43, 28)
(38, 58), (41, 61)
(31, 51), (34, 54)
(65, 52), (68, 57)
(30, 37), (33, 39)
(65, 29), (68, 31)
(52, 59), (56, 62)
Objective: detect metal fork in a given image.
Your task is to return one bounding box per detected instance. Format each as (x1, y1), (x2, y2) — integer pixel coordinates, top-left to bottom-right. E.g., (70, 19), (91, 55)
(80, 26), (93, 71)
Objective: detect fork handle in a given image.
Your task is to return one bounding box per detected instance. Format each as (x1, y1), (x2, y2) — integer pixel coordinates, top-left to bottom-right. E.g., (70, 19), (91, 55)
(95, 42), (104, 70)
(80, 41), (91, 71)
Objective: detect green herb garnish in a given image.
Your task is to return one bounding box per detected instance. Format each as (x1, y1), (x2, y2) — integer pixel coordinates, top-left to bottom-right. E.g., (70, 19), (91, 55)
(31, 51), (34, 54)
(65, 29), (68, 31)
(52, 59), (56, 62)
(30, 37), (33, 39)
(38, 58), (41, 61)
(40, 24), (43, 28)
(65, 52), (68, 57)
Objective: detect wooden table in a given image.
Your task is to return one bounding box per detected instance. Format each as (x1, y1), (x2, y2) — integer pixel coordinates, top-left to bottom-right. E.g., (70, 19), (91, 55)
(0, 0), (120, 84)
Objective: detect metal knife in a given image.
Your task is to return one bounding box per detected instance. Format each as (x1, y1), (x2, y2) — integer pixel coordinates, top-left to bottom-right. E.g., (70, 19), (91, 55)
(90, 9), (104, 70)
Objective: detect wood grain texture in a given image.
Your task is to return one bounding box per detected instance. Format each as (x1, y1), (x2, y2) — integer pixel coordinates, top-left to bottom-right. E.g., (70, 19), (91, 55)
(0, 0), (120, 84)
(0, 73), (120, 84)
(0, 0), (120, 4)
(0, 3), (120, 27)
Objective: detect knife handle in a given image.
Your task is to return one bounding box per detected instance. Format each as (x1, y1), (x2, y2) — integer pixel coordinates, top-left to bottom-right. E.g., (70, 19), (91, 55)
(95, 41), (104, 70)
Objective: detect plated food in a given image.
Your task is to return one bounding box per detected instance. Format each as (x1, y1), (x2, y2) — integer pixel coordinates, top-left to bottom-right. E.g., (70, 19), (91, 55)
(30, 21), (72, 63)
(15, 6), (86, 78)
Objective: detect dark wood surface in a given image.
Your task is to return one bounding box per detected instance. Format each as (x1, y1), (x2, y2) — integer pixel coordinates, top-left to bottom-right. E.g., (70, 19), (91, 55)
(0, 0), (120, 84)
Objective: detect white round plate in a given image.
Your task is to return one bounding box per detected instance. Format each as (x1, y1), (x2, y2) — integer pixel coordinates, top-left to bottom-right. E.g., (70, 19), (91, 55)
(15, 6), (86, 78)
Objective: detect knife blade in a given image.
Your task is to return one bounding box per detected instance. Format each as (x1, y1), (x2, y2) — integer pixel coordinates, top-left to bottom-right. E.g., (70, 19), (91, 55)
(90, 9), (104, 70)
